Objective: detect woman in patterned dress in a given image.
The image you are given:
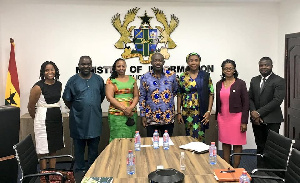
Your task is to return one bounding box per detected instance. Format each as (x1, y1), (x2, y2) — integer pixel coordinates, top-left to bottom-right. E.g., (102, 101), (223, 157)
(27, 61), (64, 170)
(177, 53), (214, 142)
(106, 58), (139, 142)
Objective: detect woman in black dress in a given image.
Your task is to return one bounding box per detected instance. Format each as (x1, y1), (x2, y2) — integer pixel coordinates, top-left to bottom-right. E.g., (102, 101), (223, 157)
(27, 61), (64, 170)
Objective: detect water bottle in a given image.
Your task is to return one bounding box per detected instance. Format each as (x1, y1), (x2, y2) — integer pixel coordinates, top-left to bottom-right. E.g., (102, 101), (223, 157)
(127, 150), (135, 175)
(134, 131), (141, 151)
(209, 142), (217, 165)
(153, 130), (159, 149)
(239, 171), (250, 183)
(163, 130), (169, 150)
(180, 152), (186, 170)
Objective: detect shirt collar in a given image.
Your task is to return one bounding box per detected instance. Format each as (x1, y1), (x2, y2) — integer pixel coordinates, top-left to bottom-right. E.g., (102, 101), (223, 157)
(261, 72), (273, 80)
(150, 69), (167, 78)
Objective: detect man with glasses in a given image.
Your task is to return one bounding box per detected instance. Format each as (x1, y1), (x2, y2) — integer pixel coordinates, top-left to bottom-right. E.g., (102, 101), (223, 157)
(139, 52), (178, 137)
(249, 57), (285, 167)
(63, 56), (105, 174)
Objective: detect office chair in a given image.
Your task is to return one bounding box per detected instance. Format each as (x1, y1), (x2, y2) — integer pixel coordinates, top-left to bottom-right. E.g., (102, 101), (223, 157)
(251, 148), (300, 183)
(13, 134), (75, 183)
(230, 130), (294, 178)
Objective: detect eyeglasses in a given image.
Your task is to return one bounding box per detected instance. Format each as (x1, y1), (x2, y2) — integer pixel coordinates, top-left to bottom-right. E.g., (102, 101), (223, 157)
(222, 67), (235, 71)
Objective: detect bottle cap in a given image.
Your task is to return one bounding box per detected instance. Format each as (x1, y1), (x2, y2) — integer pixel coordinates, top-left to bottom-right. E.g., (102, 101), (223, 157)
(157, 165), (164, 170)
(165, 130), (168, 133)
(181, 152), (184, 156)
(136, 131), (139, 133)
(129, 150), (133, 153)
(211, 142), (215, 145)
(242, 170), (247, 174)
(155, 129), (158, 132)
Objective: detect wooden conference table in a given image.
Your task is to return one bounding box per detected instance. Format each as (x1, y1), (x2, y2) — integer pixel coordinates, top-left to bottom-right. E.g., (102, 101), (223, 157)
(84, 136), (235, 183)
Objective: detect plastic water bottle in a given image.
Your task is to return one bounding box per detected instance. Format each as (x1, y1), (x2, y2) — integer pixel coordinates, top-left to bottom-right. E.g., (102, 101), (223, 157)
(127, 150), (135, 175)
(163, 130), (169, 150)
(239, 171), (250, 183)
(180, 152), (186, 170)
(134, 131), (141, 151)
(153, 130), (159, 149)
(209, 142), (217, 165)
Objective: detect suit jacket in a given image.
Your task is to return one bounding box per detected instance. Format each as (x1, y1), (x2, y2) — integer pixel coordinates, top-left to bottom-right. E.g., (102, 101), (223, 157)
(249, 73), (285, 124)
(216, 78), (249, 124)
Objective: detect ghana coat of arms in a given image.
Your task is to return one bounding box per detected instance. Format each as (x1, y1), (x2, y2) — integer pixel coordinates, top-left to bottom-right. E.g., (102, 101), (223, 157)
(111, 7), (179, 64)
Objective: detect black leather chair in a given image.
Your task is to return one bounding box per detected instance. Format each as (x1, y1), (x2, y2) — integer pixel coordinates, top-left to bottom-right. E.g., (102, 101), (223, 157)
(251, 148), (300, 183)
(230, 130), (294, 178)
(13, 134), (74, 183)
(0, 105), (20, 183)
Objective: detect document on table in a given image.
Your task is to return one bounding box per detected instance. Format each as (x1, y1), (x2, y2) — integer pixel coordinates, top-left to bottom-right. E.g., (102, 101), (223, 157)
(179, 141), (209, 153)
(141, 137), (174, 147)
(81, 177), (113, 183)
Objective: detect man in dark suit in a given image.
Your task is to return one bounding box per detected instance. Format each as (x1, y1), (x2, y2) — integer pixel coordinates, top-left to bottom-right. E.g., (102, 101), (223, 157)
(249, 57), (286, 167)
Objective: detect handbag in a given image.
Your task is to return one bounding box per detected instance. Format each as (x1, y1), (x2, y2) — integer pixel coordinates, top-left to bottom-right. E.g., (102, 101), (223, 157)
(40, 169), (75, 183)
(125, 117), (135, 126)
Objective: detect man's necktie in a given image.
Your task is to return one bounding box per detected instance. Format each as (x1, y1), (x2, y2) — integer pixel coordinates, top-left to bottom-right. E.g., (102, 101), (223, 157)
(260, 77), (266, 93)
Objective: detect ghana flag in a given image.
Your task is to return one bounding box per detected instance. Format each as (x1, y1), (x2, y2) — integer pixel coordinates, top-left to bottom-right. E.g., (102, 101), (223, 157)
(5, 38), (20, 107)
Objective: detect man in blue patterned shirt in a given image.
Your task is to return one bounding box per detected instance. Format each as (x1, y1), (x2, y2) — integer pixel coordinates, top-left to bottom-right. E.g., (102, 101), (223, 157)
(139, 53), (178, 137)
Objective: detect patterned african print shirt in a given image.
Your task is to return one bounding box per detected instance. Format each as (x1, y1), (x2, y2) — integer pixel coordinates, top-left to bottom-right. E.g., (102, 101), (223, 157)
(139, 70), (178, 125)
(106, 76), (137, 115)
(178, 71), (214, 110)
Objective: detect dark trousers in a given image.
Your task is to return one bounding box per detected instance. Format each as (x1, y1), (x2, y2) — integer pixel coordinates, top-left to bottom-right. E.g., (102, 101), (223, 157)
(252, 123), (281, 167)
(73, 136), (100, 172)
(146, 123), (174, 137)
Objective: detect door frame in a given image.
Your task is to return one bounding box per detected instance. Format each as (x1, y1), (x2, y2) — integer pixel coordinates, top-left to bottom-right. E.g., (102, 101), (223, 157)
(284, 32), (300, 137)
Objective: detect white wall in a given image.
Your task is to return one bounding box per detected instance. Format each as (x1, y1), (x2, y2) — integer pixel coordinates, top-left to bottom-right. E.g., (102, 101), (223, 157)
(278, 0), (300, 64)
(0, 0), (281, 149)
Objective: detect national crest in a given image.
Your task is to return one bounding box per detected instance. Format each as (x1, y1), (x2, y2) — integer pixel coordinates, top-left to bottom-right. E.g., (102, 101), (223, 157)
(111, 7), (179, 64)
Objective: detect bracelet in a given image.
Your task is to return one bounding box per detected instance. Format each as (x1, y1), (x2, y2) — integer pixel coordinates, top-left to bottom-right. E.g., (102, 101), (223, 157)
(206, 110), (211, 113)
(177, 113), (181, 115)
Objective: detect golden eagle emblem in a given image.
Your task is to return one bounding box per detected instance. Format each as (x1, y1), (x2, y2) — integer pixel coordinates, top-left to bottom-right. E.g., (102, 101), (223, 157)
(152, 7), (179, 49)
(112, 7), (140, 49)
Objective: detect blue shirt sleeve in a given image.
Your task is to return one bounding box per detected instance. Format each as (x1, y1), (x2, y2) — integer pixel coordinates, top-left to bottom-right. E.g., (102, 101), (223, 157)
(139, 74), (147, 117)
(99, 76), (105, 103)
(172, 74), (178, 96)
(62, 77), (73, 102)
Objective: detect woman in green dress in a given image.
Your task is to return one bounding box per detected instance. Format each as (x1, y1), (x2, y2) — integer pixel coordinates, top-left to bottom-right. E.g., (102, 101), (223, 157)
(106, 58), (139, 142)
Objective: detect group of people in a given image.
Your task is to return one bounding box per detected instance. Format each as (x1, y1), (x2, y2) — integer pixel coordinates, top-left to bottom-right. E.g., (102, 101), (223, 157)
(28, 56), (105, 173)
(27, 52), (285, 173)
(217, 57), (285, 168)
